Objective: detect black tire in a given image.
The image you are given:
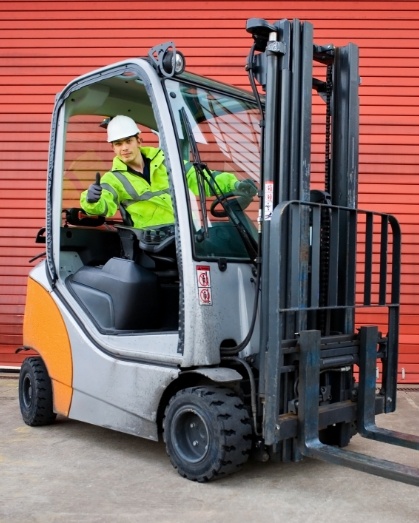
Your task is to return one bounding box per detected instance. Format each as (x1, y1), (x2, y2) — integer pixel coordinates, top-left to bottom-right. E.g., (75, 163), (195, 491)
(19, 357), (56, 426)
(163, 386), (253, 482)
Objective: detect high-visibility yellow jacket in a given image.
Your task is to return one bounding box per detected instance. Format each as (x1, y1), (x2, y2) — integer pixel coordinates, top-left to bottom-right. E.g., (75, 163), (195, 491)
(80, 146), (238, 229)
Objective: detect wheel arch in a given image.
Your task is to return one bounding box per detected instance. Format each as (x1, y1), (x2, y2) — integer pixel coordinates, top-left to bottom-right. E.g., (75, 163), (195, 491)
(156, 367), (243, 434)
(23, 278), (73, 416)
(16, 345), (40, 357)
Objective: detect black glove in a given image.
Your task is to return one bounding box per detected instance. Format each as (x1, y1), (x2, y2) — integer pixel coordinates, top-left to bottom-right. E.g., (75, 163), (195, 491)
(234, 179), (258, 198)
(86, 173), (102, 203)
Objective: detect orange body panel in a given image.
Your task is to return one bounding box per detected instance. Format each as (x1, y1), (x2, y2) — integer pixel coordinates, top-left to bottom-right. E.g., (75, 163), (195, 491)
(23, 277), (73, 416)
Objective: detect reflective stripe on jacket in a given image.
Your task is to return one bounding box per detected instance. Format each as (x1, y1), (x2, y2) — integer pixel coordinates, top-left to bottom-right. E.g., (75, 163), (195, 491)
(80, 146), (238, 229)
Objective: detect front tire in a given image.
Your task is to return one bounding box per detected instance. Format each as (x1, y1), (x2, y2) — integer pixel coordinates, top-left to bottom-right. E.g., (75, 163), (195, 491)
(19, 357), (56, 426)
(163, 386), (253, 482)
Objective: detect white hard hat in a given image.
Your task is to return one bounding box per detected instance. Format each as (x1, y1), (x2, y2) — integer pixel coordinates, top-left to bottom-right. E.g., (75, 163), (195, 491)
(106, 115), (141, 142)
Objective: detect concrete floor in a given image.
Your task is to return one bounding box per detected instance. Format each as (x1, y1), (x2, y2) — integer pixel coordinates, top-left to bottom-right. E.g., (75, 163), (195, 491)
(1, 374), (418, 523)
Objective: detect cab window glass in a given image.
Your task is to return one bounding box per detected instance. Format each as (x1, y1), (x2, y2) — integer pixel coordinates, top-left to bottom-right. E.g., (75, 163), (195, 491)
(166, 79), (261, 261)
(62, 115), (160, 220)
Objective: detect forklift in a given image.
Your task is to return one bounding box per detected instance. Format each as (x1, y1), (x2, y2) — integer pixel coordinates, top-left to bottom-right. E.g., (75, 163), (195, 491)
(18, 17), (419, 484)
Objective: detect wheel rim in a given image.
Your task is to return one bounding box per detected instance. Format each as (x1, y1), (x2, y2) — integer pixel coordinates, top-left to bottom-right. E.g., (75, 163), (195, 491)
(22, 374), (33, 409)
(171, 407), (210, 463)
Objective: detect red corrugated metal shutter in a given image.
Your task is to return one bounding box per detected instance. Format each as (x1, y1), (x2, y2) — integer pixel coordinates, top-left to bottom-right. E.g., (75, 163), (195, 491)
(1, 1), (419, 381)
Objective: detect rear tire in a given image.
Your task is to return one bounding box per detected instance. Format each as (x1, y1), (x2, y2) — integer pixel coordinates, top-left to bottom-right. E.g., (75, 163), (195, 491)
(163, 386), (253, 482)
(19, 357), (56, 426)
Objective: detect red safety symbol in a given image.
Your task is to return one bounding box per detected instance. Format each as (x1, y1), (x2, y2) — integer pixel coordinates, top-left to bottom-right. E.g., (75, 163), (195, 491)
(198, 272), (210, 287)
(199, 288), (212, 305)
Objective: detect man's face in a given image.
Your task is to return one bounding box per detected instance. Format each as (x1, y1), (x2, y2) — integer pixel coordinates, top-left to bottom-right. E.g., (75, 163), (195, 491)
(112, 135), (141, 165)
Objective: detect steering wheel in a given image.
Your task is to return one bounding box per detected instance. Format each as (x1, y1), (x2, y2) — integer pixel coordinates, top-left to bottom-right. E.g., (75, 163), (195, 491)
(210, 192), (252, 218)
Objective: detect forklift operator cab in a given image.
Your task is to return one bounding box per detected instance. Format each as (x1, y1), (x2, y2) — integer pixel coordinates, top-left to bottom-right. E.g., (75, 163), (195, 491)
(54, 51), (261, 367)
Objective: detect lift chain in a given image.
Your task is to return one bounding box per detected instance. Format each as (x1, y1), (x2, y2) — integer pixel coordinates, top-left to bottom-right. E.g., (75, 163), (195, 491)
(325, 64), (333, 195)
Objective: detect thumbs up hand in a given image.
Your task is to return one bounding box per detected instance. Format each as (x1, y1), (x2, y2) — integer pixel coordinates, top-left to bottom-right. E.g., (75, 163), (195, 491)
(86, 173), (102, 203)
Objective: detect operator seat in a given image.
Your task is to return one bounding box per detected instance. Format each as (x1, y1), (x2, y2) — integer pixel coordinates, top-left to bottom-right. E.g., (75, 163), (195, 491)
(68, 257), (161, 332)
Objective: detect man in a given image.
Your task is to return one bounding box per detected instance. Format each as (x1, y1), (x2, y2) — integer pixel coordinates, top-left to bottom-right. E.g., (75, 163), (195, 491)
(80, 115), (257, 229)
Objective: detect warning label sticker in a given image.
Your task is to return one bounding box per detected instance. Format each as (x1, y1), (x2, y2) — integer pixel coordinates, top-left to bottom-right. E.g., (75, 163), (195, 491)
(264, 181), (274, 221)
(196, 265), (212, 306)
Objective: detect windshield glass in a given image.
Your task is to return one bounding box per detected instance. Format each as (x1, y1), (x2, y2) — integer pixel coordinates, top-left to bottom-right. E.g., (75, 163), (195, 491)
(165, 79), (261, 261)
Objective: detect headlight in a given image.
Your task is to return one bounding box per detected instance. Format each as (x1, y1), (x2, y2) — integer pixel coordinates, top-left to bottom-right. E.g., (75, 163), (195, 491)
(149, 42), (186, 78)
